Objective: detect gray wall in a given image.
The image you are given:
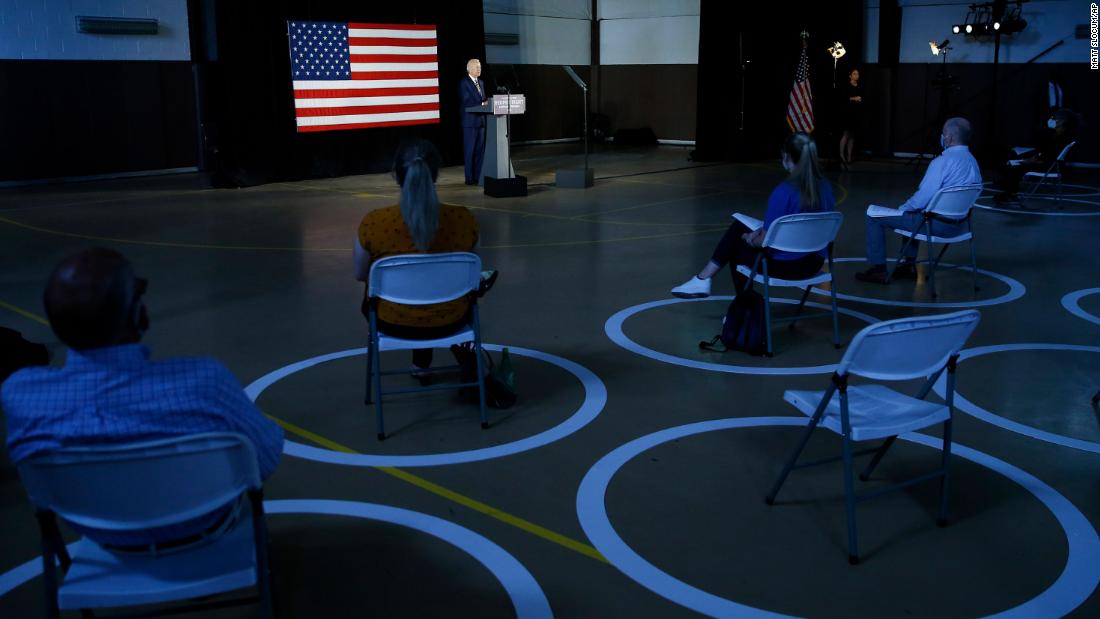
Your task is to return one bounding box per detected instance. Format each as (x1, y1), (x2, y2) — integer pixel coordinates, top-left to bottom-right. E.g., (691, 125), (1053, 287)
(0, 0), (191, 61)
(483, 0), (700, 143)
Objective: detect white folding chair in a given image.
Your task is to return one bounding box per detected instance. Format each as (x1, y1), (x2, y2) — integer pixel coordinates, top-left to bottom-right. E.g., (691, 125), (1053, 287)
(365, 252), (487, 440)
(17, 433), (273, 618)
(1023, 140), (1076, 206)
(887, 184), (982, 298)
(765, 310), (981, 564)
(735, 211), (844, 356)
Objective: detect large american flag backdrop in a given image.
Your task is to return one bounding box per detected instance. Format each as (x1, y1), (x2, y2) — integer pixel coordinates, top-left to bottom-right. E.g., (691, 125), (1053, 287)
(287, 21), (440, 132)
(786, 42), (814, 134)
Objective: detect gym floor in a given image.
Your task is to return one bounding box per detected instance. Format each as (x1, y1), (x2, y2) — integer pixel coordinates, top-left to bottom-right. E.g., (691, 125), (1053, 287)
(2, 145), (1099, 618)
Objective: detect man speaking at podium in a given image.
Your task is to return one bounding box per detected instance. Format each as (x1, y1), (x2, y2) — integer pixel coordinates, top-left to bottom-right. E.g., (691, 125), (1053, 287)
(459, 58), (488, 185)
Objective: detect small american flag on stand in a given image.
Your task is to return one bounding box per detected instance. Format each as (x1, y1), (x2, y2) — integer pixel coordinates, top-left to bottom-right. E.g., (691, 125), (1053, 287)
(287, 21), (440, 132)
(786, 32), (814, 133)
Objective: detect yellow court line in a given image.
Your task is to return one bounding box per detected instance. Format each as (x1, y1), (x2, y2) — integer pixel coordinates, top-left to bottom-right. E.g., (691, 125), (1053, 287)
(0, 215), (349, 253)
(481, 226), (726, 250)
(261, 415), (609, 564)
(0, 297), (609, 565)
(0, 300), (50, 326)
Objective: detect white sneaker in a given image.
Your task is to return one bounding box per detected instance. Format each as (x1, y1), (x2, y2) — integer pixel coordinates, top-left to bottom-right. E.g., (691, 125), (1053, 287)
(671, 276), (711, 299)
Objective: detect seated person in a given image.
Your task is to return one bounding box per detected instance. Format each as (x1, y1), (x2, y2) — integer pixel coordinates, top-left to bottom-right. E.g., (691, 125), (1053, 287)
(994, 108), (1080, 205)
(2, 248), (283, 548)
(671, 132), (834, 298)
(855, 117), (982, 284)
(355, 139), (484, 371)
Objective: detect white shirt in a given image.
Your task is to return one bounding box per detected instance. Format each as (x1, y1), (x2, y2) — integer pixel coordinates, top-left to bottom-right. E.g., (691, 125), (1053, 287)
(898, 145), (983, 212)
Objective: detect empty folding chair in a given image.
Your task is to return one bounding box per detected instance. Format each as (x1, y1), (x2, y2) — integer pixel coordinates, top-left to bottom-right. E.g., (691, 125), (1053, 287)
(17, 433), (273, 618)
(765, 310), (981, 564)
(735, 211), (844, 356)
(1022, 141), (1076, 207)
(365, 252), (488, 440)
(886, 185), (983, 298)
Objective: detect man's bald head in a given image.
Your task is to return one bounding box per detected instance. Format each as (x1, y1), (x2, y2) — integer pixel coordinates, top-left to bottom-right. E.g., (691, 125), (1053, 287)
(943, 117), (972, 146)
(43, 248), (146, 350)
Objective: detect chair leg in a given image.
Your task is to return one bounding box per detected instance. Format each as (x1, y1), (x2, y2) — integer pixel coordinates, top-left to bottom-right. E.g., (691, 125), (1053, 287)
(859, 436), (897, 481)
(829, 281), (841, 349)
(249, 491), (274, 619)
(372, 341), (385, 441)
(364, 342), (374, 405)
(765, 387), (833, 504)
(762, 263), (774, 357)
(937, 417), (953, 527)
(789, 286), (812, 330)
(474, 341), (489, 430)
(35, 513), (60, 619)
(840, 431), (860, 563)
(926, 222), (937, 299)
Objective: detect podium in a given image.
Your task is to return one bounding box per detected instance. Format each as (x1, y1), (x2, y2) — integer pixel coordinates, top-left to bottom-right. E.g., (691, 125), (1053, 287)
(467, 94), (527, 197)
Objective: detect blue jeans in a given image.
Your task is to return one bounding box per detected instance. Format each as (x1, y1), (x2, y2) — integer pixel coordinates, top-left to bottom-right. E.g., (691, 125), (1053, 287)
(865, 212), (967, 266)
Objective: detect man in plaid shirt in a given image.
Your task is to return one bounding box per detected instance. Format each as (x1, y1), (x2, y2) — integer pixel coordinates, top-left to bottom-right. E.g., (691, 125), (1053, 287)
(2, 248), (283, 547)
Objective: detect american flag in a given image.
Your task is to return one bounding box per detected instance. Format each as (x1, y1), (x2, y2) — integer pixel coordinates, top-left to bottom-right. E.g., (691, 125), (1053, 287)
(786, 41), (814, 133)
(287, 21), (439, 132)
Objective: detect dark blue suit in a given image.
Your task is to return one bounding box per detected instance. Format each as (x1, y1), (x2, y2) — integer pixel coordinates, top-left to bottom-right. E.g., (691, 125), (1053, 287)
(459, 76), (488, 184)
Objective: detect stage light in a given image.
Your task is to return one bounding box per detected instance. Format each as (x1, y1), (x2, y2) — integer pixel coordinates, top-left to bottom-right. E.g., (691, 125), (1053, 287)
(827, 42), (846, 59)
(965, 24), (974, 34)
(952, 25), (961, 34)
(993, 21), (1001, 30)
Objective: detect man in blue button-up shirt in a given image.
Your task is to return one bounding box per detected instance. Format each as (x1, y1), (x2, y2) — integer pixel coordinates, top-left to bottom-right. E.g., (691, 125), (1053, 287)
(2, 248), (283, 545)
(856, 117), (983, 284)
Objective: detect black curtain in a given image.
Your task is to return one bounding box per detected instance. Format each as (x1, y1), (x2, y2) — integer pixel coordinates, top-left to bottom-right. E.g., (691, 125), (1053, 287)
(190, 0), (485, 187)
(694, 0), (864, 162)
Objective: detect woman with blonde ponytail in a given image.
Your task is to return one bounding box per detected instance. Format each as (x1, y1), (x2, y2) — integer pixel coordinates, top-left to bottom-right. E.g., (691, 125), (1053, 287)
(671, 131), (835, 298)
(354, 139), (482, 371)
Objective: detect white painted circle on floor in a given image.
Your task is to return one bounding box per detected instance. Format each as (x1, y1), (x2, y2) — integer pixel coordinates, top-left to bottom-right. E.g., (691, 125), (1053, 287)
(812, 257), (1026, 308)
(245, 344), (607, 467)
(576, 416), (1100, 618)
(933, 343), (1100, 454)
(0, 500), (553, 619)
(1060, 288), (1100, 327)
(605, 297), (880, 376)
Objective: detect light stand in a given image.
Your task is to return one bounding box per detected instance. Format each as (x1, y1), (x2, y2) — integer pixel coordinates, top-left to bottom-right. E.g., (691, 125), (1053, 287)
(556, 65), (594, 188)
(909, 41), (956, 168)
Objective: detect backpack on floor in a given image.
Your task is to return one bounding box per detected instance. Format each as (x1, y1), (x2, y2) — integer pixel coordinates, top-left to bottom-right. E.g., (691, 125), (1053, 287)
(699, 287), (768, 356)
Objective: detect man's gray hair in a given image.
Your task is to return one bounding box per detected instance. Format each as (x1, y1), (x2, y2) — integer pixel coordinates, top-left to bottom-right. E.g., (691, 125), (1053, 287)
(944, 117), (972, 145)
(466, 58), (480, 71)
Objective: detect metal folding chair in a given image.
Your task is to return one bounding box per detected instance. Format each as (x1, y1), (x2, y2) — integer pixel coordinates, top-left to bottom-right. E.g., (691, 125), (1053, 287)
(1023, 141), (1076, 207)
(765, 310), (981, 564)
(364, 252), (488, 440)
(18, 433), (273, 618)
(734, 211), (844, 357)
(886, 185), (983, 298)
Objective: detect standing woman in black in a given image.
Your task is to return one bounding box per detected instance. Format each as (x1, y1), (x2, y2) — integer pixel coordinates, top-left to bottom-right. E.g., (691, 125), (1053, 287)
(839, 68), (863, 168)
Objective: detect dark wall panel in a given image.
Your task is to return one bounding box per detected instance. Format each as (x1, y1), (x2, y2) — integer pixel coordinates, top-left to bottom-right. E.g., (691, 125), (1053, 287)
(0, 61), (198, 182)
(598, 65), (697, 141)
(479, 64), (590, 143)
(860, 62), (1097, 162)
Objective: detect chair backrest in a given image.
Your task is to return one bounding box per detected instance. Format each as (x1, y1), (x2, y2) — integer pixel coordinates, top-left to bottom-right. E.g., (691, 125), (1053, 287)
(368, 252), (481, 305)
(925, 185), (982, 219)
(762, 211), (844, 254)
(17, 433), (260, 532)
(837, 310), (980, 381)
(1055, 140), (1076, 162)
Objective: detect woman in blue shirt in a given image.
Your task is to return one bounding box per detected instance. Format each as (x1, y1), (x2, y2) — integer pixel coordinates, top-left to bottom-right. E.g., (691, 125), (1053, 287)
(671, 132), (835, 298)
